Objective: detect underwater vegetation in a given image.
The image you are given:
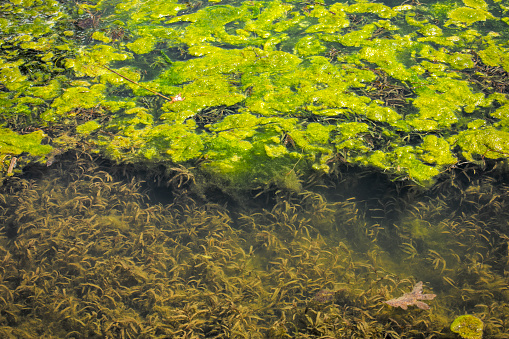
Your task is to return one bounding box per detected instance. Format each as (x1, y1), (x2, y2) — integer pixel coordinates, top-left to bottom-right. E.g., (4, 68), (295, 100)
(0, 153), (508, 338)
(1, 0), (509, 189)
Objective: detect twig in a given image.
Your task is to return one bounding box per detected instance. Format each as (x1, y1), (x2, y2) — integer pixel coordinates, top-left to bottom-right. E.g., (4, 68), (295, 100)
(99, 64), (173, 101)
(7, 157), (17, 174)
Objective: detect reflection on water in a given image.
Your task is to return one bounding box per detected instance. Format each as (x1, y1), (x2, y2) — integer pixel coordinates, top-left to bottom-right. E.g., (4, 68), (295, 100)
(1, 153), (508, 338)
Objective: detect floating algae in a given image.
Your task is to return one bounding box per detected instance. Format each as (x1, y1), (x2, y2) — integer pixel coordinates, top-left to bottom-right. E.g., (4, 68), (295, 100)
(451, 315), (484, 339)
(2, 0), (509, 189)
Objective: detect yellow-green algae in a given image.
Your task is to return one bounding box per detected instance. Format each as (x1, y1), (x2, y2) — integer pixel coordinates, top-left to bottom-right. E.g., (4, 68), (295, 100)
(0, 128), (53, 179)
(450, 315), (484, 339)
(1, 0), (509, 187)
(0, 128), (52, 156)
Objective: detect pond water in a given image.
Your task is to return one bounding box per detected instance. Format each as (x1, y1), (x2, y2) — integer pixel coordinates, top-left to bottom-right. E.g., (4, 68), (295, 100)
(1, 0), (509, 337)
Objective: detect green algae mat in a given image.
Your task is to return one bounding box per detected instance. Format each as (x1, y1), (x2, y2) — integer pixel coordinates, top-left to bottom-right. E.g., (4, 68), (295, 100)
(1, 0), (509, 189)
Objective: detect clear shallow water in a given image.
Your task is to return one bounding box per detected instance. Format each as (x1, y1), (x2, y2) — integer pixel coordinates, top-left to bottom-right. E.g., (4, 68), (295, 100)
(1, 153), (508, 338)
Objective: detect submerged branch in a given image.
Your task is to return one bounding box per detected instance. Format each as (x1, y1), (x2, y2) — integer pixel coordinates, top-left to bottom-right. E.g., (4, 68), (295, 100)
(99, 64), (173, 101)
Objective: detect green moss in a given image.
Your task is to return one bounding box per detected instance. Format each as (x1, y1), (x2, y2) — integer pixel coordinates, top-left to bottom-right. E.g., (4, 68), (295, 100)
(450, 315), (484, 339)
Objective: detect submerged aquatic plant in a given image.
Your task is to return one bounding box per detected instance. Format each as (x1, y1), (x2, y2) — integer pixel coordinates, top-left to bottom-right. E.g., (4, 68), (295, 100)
(0, 152), (507, 337)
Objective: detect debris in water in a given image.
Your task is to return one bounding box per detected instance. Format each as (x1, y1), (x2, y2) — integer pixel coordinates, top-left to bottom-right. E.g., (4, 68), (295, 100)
(384, 281), (436, 310)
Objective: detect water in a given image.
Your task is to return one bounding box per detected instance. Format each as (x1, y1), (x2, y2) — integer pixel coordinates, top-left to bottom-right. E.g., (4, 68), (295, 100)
(0, 152), (507, 338)
(1, 0), (509, 337)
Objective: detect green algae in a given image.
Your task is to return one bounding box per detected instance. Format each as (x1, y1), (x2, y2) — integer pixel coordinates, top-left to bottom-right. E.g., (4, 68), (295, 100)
(358, 38), (418, 81)
(411, 78), (487, 128)
(360, 145), (440, 184)
(294, 36), (326, 56)
(305, 4), (349, 34)
(478, 44), (509, 71)
(365, 104), (402, 125)
(0, 128), (52, 177)
(1, 0), (509, 189)
(126, 36), (158, 54)
(0, 59), (29, 92)
(462, 0), (488, 11)
(4, 3), (509, 337)
(451, 127), (509, 161)
(418, 24), (443, 37)
(76, 120), (101, 135)
(0, 128), (52, 157)
(49, 85), (106, 118)
(346, 2), (397, 19)
(91, 31), (112, 44)
(446, 7), (494, 26)
(450, 315), (484, 339)
(333, 122), (370, 154)
(491, 102), (509, 127)
(418, 135), (457, 166)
